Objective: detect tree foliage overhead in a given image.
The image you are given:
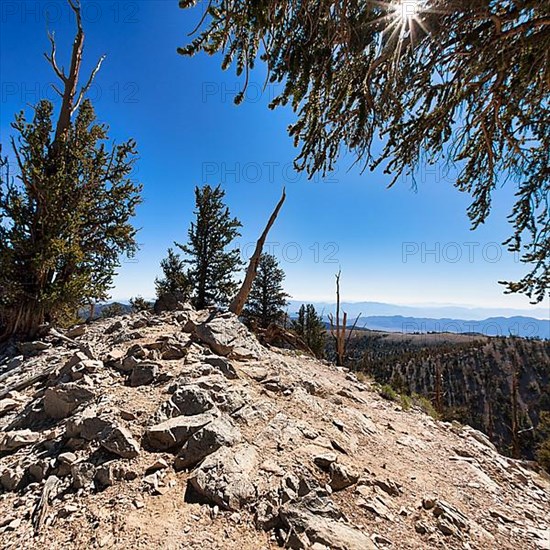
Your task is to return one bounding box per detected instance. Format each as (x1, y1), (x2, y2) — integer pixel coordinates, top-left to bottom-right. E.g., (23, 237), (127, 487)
(242, 253), (289, 328)
(179, 0), (550, 302)
(176, 185), (242, 310)
(0, 100), (141, 339)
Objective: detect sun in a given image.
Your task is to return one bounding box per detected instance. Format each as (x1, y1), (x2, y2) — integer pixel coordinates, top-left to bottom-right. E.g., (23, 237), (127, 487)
(395, 0), (421, 25)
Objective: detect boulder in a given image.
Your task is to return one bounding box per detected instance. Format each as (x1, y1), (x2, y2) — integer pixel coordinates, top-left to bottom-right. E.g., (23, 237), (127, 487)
(0, 429), (40, 452)
(71, 462), (96, 489)
(279, 504), (376, 550)
(100, 425), (140, 458)
(203, 356), (239, 379)
(161, 385), (215, 418)
(175, 416), (242, 470)
(154, 292), (191, 314)
(129, 362), (159, 387)
(194, 312), (263, 359)
(44, 383), (95, 419)
(144, 411), (217, 451)
(329, 462), (359, 491)
(189, 443), (258, 510)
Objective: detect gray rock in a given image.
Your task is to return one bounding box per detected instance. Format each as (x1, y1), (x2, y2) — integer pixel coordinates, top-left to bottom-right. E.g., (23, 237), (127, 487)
(329, 462), (359, 491)
(432, 500), (469, 532)
(153, 292), (191, 314)
(161, 385), (215, 418)
(129, 362), (159, 386)
(81, 416), (113, 441)
(145, 411), (217, 451)
(100, 425), (140, 458)
(175, 416), (242, 470)
(0, 429), (40, 452)
(279, 504), (376, 550)
(28, 459), (50, 482)
(71, 462), (96, 489)
(43, 384), (95, 419)
(313, 452), (337, 471)
(203, 356), (239, 379)
(189, 443), (258, 510)
(0, 468), (24, 491)
(194, 312), (263, 359)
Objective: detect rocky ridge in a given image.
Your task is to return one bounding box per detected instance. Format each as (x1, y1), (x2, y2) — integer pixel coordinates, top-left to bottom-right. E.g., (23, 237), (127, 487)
(0, 305), (548, 549)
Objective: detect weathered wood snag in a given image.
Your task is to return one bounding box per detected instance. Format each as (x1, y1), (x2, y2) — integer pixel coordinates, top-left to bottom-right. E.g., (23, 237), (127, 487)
(229, 188), (286, 316)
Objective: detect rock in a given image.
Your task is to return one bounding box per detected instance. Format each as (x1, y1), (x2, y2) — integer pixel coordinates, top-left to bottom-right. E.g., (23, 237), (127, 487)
(279, 504), (376, 550)
(44, 383), (95, 419)
(203, 356), (239, 379)
(0, 429), (40, 452)
(357, 495), (393, 521)
(129, 362), (159, 387)
(28, 460), (50, 482)
(432, 500), (469, 532)
(146, 458), (169, 473)
(18, 340), (51, 355)
(194, 312), (262, 359)
(154, 292), (191, 314)
(175, 416), (242, 470)
(58, 452), (77, 465)
(66, 325), (87, 338)
(100, 425), (140, 458)
(374, 478), (403, 497)
(313, 452), (337, 471)
(71, 462), (96, 489)
(189, 444), (258, 510)
(145, 412), (217, 451)
(161, 385), (215, 418)
(81, 416), (113, 441)
(0, 398), (20, 416)
(329, 462), (359, 491)
(0, 468), (24, 491)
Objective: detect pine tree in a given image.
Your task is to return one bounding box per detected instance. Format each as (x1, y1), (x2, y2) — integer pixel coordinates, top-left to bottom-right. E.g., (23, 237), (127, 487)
(0, 2), (141, 340)
(293, 304), (326, 359)
(242, 253), (289, 329)
(101, 302), (127, 319)
(129, 296), (153, 313)
(0, 100), (141, 339)
(176, 185), (242, 310)
(155, 248), (191, 298)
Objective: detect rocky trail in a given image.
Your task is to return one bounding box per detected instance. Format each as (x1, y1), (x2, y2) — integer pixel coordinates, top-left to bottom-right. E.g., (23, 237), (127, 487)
(0, 306), (548, 549)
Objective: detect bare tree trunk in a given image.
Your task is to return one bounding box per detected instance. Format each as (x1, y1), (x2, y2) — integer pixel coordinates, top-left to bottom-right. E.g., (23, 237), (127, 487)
(44, 0), (105, 150)
(328, 270), (360, 366)
(229, 188), (286, 316)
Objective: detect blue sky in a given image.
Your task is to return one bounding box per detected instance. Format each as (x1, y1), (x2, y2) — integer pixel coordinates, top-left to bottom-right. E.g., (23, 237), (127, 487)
(1, 0), (548, 318)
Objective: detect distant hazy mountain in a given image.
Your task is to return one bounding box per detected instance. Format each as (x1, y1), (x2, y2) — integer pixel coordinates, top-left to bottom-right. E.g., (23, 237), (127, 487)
(287, 300), (549, 339)
(287, 300), (548, 321)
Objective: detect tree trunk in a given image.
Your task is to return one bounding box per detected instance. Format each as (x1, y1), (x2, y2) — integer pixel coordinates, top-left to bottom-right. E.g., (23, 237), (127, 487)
(229, 188), (286, 316)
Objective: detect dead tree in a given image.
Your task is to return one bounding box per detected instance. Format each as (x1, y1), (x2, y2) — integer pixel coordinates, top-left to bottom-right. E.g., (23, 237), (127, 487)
(44, 0), (105, 149)
(229, 188), (286, 316)
(328, 270), (360, 366)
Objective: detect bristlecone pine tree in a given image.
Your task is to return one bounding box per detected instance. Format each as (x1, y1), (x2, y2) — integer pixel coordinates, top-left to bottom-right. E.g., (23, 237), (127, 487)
(179, 0), (550, 302)
(176, 185), (242, 310)
(242, 253), (289, 329)
(0, 0), (141, 340)
(292, 304), (326, 359)
(155, 248), (191, 298)
(129, 296), (153, 313)
(0, 100), (141, 339)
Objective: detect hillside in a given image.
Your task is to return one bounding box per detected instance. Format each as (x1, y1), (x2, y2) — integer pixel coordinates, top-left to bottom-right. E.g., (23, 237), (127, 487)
(0, 307), (549, 549)
(348, 331), (550, 462)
